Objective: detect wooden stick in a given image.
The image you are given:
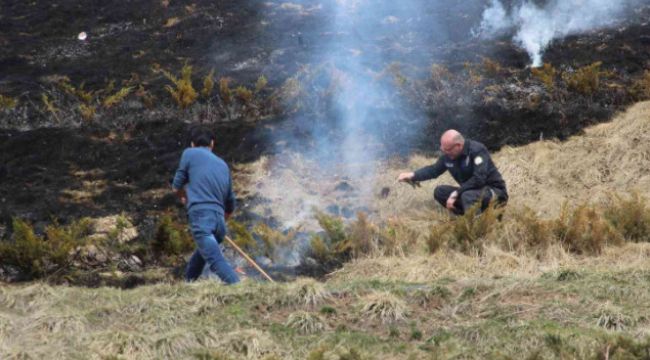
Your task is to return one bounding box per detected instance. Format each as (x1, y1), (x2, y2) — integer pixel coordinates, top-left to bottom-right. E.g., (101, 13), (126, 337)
(224, 235), (275, 283)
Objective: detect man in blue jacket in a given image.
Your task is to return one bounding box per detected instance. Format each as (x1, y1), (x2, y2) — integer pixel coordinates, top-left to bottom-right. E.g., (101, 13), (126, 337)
(172, 126), (240, 284)
(398, 129), (508, 215)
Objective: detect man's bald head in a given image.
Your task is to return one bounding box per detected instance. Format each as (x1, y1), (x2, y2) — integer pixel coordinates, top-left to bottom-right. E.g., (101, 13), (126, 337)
(440, 129), (465, 159)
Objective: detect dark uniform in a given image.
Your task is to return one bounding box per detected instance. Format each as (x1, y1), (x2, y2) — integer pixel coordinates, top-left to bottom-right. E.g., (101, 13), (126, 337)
(412, 139), (508, 215)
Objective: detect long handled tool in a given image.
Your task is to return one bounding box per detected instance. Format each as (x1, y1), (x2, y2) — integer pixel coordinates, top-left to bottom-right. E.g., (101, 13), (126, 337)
(224, 235), (275, 283)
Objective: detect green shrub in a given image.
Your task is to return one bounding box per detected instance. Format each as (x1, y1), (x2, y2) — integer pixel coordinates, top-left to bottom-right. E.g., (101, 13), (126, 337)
(0, 218), (92, 277)
(227, 220), (257, 252)
(563, 62), (605, 95)
(315, 211), (346, 244)
(450, 203), (501, 254)
(152, 214), (194, 256)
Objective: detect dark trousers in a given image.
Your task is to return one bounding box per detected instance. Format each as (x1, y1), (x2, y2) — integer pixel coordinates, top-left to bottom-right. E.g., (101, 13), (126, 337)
(434, 185), (507, 215)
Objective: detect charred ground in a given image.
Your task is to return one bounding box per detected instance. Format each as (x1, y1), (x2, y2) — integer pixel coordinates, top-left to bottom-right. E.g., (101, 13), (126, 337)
(1, 0), (650, 284)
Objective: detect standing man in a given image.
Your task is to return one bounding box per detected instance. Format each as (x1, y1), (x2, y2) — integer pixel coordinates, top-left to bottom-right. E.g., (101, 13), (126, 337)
(172, 126), (240, 284)
(397, 130), (508, 215)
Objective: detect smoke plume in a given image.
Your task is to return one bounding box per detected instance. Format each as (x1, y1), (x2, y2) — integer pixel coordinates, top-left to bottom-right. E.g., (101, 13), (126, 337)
(477, 0), (641, 67)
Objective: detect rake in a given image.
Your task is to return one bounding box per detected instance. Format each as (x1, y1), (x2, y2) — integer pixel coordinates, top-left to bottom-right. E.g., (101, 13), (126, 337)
(224, 235), (275, 283)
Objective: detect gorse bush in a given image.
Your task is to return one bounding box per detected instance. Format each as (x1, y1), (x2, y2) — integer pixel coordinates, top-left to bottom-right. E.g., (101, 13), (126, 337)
(0, 218), (92, 277)
(552, 203), (623, 255)
(0, 94), (17, 110)
(531, 63), (557, 91)
(427, 203), (502, 255)
(161, 63), (198, 109)
(311, 211), (419, 263)
(630, 70), (650, 100)
(481, 57), (503, 78)
(201, 69), (215, 98)
(564, 62), (605, 95)
(603, 192), (650, 242)
(509, 207), (553, 253)
(152, 214), (194, 256)
(227, 219), (257, 253)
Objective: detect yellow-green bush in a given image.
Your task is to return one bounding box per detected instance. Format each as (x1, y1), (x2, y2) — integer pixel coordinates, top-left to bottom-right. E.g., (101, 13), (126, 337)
(103, 86), (132, 108)
(79, 103), (96, 121)
(0, 94), (17, 110)
(450, 204), (502, 254)
(603, 192), (650, 242)
(255, 75), (268, 93)
(564, 62), (605, 95)
(315, 211), (346, 244)
(509, 207), (553, 253)
(253, 223), (290, 258)
(482, 57), (503, 78)
(219, 78), (232, 104)
(227, 219), (257, 252)
(161, 63), (198, 109)
(630, 70), (650, 100)
(0, 218), (92, 277)
(234, 86), (253, 104)
(531, 63), (557, 91)
(552, 203), (623, 255)
(201, 69), (215, 98)
(152, 214), (194, 256)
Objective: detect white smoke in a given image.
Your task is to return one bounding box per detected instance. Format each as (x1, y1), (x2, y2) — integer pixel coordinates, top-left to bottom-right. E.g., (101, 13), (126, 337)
(477, 0), (637, 67)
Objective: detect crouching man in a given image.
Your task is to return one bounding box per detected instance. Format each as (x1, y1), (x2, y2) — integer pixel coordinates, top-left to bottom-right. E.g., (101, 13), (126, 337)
(172, 126), (240, 284)
(397, 129), (508, 215)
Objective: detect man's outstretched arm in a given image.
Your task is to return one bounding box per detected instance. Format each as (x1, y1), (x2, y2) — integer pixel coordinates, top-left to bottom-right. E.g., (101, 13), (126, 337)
(171, 150), (189, 204)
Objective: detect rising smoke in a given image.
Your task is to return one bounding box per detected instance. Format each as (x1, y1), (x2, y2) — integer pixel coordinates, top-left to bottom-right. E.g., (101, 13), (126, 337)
(477, 0), (643, 67)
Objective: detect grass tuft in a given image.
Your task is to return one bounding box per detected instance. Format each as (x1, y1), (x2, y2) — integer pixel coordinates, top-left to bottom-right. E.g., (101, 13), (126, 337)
(285, 311), (326, 334)
(359, 291), (408, 324)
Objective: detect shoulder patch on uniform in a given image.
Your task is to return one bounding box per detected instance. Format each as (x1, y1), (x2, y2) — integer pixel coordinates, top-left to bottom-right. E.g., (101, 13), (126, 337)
(474, 156), (484, 165)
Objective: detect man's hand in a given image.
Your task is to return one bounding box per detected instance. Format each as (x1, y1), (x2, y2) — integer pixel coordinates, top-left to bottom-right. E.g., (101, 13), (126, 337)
(397, 172), (415, 182)
(172, 186), (187, 205)
(446, 191), (458, 210)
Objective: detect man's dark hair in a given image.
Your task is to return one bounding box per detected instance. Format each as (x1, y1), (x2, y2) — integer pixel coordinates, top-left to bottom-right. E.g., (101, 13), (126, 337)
(189, 125), (215, 147)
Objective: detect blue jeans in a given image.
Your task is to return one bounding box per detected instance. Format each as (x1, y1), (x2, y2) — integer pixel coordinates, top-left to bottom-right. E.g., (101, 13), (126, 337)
(185, 209), (240, 284)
